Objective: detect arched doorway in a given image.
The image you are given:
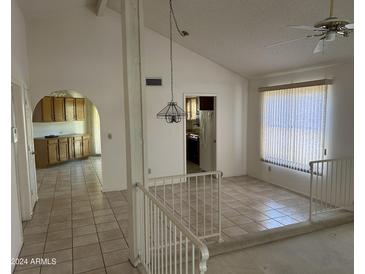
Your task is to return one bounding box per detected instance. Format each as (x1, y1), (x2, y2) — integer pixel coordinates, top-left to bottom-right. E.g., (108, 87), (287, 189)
(32, 90), (103, 187)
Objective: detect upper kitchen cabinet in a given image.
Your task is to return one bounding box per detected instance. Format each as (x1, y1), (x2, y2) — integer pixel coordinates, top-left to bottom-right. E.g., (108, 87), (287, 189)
(33, 96), (86, 122)
(33, 96), (54, 122)
(65, 97), (75, 121)
(75, 98), (85, 121)
(53, 97), (65, 121)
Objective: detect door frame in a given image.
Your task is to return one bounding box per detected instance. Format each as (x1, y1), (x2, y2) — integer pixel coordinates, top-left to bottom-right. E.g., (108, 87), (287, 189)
(183, 93), (218, 174)
(11, 82), (38, 220)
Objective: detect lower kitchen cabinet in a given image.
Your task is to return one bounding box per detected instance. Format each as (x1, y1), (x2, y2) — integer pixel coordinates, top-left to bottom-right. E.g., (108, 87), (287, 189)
(34, 134), (90, 168)
(74, 136), (83, 158)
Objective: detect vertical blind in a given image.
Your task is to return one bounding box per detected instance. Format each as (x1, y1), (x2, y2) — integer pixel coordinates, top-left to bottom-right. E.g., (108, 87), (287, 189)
(260, 84), (328, 172)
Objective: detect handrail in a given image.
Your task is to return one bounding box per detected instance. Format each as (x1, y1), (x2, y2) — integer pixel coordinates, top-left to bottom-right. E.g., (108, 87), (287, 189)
(136, 182), (210, 273)
(309, 157), (354, 221)
(309, 157), (353, 166)
(149, 170), (223, 181)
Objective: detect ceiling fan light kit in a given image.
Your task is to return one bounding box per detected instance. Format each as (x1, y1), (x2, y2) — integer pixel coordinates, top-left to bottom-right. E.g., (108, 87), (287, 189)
(267, 0), (353, 54)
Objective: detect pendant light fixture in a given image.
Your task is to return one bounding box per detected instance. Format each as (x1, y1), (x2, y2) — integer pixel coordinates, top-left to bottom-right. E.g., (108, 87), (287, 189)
(156, 0), (189, 123)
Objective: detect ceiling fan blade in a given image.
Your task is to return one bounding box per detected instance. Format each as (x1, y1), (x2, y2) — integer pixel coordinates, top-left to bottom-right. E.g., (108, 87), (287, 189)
(325, 31), (336, 41)
(288, 25), (323, 31)
(265, 36), (312, 48)
(313, 39), (326, 54)
(345, 23), (354, 30)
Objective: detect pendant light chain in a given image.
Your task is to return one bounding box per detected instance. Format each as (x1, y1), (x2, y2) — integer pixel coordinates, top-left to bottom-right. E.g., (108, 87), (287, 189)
(156, 0), (189, 123)
(170, 2), (174, 101)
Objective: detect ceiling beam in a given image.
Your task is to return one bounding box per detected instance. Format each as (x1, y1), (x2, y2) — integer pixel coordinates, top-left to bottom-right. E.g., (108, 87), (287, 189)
(96, 0), (108, 16)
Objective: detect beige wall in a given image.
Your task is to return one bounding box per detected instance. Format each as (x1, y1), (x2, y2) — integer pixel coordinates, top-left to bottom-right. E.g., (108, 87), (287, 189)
(247, 63), (354, 195)
(27, 7), (126, 191)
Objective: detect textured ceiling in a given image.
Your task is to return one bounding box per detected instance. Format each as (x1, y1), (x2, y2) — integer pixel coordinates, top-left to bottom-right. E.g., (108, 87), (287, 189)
(108, 0), (354, 78)
(18, 0), (354, 78)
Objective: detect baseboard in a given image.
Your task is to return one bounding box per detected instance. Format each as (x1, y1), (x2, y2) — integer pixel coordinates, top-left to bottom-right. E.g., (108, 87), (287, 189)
(102, 185), (126, 192)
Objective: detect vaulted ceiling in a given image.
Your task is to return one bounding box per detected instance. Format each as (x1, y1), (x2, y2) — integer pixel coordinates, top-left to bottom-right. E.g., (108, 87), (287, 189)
(18, 0), (354, 78)
(109, 0), (354, 78)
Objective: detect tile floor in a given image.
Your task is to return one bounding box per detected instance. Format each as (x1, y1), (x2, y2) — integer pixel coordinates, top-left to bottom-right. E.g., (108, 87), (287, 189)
(16, 157), (310, 273)
(16, 157), (133, 274)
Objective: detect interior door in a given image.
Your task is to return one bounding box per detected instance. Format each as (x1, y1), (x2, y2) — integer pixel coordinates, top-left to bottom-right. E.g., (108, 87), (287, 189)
(23, 88), (38, 208)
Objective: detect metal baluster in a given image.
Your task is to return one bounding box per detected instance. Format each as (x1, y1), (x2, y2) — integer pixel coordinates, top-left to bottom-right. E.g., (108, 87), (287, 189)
(180, 231), (182, 274)
(165, 215), (168, 274)
(164, 178), (166, 206)
(218, 172), (222, 241)
(210, 174), (213, 234)
(185, 237), (188, 274)
(172, 178), (175, 217)
(188, 177), (191, 231)
(161, 210), (164, 274)
(329, 161), (334, 208)
(174, 226), (177, 274)
(315, 163), (319, 215)
(334, 160), (338, 207)
(203, 175), (206, 237)
(196, 176), (198, 236)
(320, 162), (324, 212)
(180, 177), (183, 224)
(192, 244), (195, 274)
(325, 162), (329, 210)
(158, 208), (160, 274)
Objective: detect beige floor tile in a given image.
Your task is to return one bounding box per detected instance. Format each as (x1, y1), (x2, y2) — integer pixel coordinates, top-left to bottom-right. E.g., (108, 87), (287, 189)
(73, 233), (99, 247)
(258, 219), (284, 229)
(14, 267), (41, 274)
(106, 262), (139, 274)
(44, 238), (72, 253)
(96, 222), (120, 232)
(44, 249), (72, 264)
(46, 229), (72, 241)
(73, 255), (105, 273)
(73, 243), (102, 259)
(72, 217), (95, 228)
(222, 226), (248, 238)
(40, 261), (72, 274)
(80, 268), (107, 274)
(20, 243), (45, 257)
(73, 224), (97, 237)
(14, 254), (43, 272)
(240, 222), (267, 233)
(94, 215), (116, 225)
(103, 249), (129, 267)
(98, 229), (124, 242)
(100, 239), (128, 254)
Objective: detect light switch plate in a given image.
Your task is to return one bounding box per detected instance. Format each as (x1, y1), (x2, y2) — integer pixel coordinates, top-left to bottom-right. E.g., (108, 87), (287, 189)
(11, 127), (18, 143)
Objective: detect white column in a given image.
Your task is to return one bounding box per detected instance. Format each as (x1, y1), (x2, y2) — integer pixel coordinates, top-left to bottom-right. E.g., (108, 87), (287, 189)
(121, 0), (147, 266)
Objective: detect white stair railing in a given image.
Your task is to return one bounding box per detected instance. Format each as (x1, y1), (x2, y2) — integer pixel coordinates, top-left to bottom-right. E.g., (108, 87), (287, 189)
(309, 157), (354, 220)
(148, 171), (222, 241)
(137, 183), (209, 274)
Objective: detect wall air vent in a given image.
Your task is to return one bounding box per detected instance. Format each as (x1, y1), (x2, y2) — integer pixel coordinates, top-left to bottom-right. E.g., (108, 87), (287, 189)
(146, 78), (162, 86)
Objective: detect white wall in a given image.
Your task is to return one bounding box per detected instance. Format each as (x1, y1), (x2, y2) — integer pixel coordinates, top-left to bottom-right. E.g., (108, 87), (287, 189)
(11, 0), (30, 264)
(144, 28), (248, 178)
(33, 121), (87, 138)
(247, 63), (354, 195)
(26, 6), (249, 188)
(26, 7), (126, 191)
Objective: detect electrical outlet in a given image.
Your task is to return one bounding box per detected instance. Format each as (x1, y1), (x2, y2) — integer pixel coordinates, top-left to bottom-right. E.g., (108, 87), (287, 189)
(148, 168), (151, 174)
(108, 133), (112, 139)
(268, 166), (272, 172)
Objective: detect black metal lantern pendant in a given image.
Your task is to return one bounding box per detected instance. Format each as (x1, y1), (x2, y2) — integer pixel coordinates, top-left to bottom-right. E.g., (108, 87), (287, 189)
(156, 0), (189, 124)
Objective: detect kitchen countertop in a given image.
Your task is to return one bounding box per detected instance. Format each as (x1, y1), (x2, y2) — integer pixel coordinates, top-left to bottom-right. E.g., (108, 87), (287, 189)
(34, 133), (89, 140)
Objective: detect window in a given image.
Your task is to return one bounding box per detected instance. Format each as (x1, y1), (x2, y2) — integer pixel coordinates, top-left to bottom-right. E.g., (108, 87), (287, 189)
(260, 82), (328, 172)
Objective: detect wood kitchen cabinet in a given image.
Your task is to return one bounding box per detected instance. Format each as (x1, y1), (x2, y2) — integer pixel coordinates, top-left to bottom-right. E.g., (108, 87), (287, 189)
(53, 97), (65, 122)
(33, 96), (85, 122)
(34, 134), (90, 168)
(47, 139), (59, 165)
(75, 98), (85, 121)
(82, 135), (90, 157)
(58, 138), (69, 161)
(65, 98), (75, 121)
(33, 96), (54, 122)
(74, 136), (83, 158)
(68, 137), (75, 159)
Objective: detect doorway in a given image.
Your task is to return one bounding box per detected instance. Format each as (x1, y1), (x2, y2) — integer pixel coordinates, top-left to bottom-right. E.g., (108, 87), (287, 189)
(32, 90), (103, 184)
(184, 95), (217, 174)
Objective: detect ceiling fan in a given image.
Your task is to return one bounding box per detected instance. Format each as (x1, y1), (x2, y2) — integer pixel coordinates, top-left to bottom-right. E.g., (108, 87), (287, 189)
(267, 0), (354, 54)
